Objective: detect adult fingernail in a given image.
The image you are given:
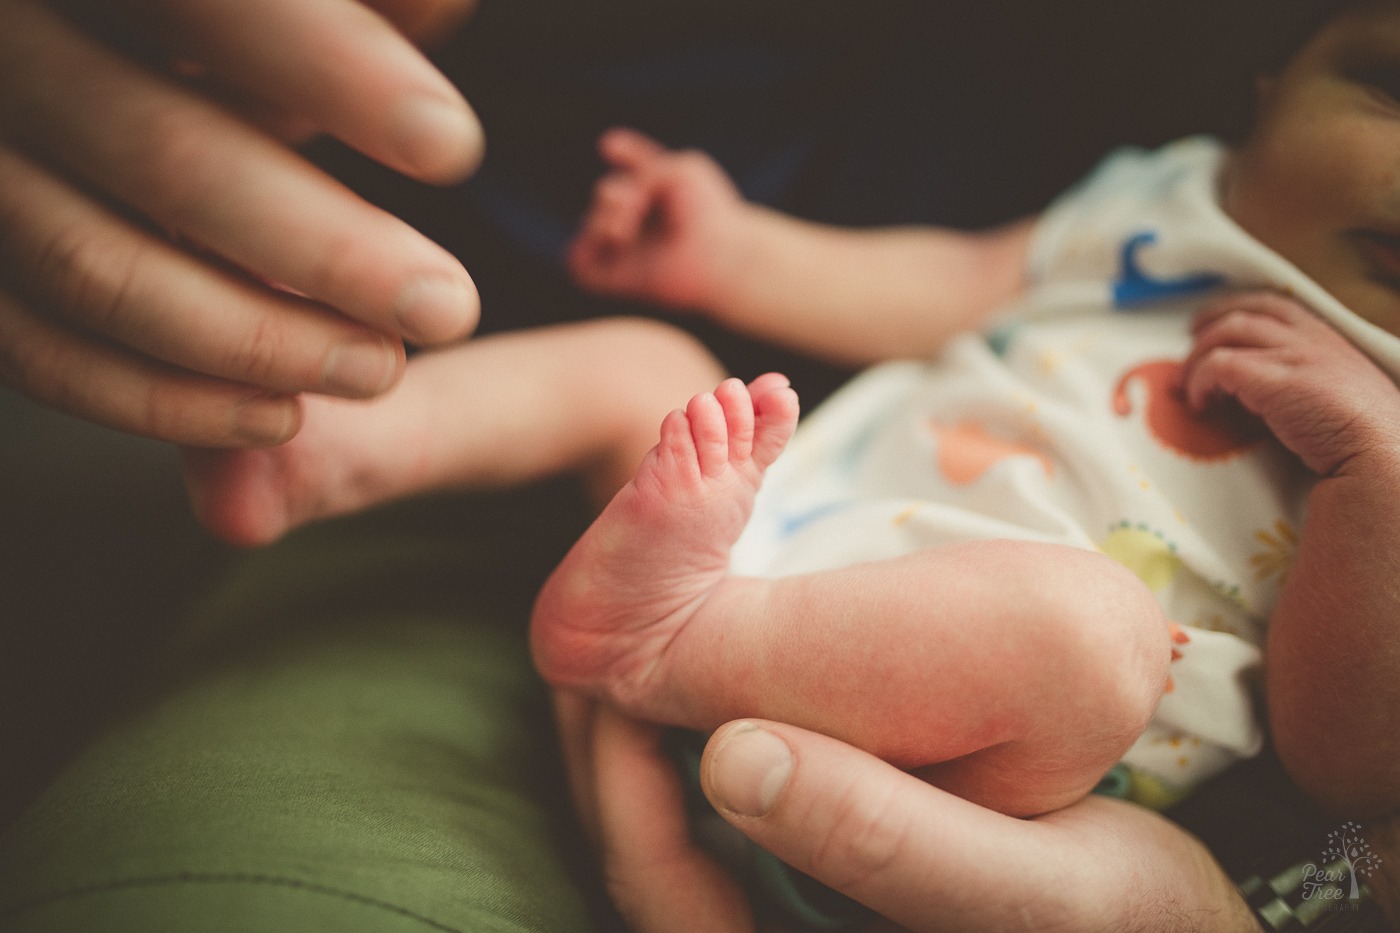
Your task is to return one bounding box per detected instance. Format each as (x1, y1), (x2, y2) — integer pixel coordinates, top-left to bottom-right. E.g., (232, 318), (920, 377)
(394, 275), (478, 345)
(232, 395), (298, 446)
(707, 723), (793, 818)
(392, 96), (484, 181)
(322, 338), (400, 397)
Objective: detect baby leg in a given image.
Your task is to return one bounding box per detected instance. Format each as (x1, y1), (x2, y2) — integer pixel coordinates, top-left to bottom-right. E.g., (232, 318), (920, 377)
(532, 382), (1171, 817)
(184, 318), (726, 546)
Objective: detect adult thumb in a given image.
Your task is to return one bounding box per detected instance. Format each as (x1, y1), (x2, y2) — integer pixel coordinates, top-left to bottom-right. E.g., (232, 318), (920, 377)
(698, 720), (1085, 933)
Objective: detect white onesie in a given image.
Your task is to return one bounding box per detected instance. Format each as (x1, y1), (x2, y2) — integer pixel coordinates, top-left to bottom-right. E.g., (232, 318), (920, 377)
(730, 136), (1400, 807)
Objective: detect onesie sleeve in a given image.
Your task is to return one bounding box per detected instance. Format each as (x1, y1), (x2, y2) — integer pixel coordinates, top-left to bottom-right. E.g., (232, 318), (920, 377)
(1025, 145), (1158, 287)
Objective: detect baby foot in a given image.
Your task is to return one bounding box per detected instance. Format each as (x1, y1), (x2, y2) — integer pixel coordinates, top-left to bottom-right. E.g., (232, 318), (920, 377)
(180, 444), (300, 549)
(531, 373), (799, 708)
(181, 393), (429, 547)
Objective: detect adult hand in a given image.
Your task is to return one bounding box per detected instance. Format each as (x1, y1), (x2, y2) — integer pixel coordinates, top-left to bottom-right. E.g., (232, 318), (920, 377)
(552, 693), (760, 933)
(0, 0), (483, 447)
(699, 720), (1261, 932)
(556, 698), (1260, 932)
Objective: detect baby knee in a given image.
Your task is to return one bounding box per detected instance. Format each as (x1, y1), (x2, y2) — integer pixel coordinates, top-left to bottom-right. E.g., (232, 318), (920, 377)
(1039, 549), (1173, 738)
(1090, 558), (1171, 729)
(584, 317), (725, 389)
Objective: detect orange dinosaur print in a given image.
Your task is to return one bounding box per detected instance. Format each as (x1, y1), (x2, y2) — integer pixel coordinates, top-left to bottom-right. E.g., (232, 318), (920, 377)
(928, 419), (1053, 486)
(1112, 359), (1266, 462)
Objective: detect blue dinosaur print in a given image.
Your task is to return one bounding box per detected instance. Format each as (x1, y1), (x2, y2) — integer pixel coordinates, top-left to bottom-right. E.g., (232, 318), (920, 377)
(1113, 231), (1225, 309)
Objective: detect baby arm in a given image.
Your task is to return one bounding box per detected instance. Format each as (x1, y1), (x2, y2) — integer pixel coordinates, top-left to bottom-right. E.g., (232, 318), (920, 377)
(569, 128), (1035, 367)
(1182, 291), (1400, 816)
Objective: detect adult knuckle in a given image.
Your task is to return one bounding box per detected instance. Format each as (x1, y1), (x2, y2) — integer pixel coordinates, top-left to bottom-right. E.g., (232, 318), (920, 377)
(2, 317), (99, 420)
(27, 217), (91, 304)
(0, 315), (58, 395)
(220, 313), (289, 387)
(27, 216), (144, 330)
(810, 781), (911, 892)
(138, 375), (210, 443)
(304, 228), (367, 308)
(137, 107), (229, 224)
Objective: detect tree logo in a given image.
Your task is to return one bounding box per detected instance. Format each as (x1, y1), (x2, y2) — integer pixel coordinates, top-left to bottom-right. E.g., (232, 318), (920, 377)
(1303, 822), (1382, 905)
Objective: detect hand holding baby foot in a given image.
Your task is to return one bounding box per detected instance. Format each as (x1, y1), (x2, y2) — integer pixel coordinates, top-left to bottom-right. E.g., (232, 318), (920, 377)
(532, 374), (798, 712)
(0, 0), (482, 446)
(568, 127), (749, 311)
(1181, 290), (1400, 476)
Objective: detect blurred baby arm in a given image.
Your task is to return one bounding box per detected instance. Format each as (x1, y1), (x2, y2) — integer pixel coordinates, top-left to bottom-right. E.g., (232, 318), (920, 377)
(569, 128), (1035, 367)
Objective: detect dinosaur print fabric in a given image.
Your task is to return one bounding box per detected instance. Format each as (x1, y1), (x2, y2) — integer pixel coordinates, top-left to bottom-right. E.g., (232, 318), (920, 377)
(729, 138), (1400, 806)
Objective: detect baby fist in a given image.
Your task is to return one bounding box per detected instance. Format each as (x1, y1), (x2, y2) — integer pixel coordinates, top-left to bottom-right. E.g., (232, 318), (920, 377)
(1181, 291), (1400, 476)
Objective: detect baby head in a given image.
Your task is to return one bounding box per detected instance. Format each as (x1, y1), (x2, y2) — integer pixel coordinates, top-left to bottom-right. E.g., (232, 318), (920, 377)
(1222, 0), (1400, 336)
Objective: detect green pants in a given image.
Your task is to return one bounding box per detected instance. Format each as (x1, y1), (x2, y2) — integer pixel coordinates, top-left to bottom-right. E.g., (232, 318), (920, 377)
(0, 487), (604, 932)
(0, 477), (1342, 933)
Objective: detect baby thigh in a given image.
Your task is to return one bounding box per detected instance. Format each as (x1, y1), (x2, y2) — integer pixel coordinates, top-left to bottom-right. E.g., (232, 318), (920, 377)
(665, 539), (1172, 817)
(661, 539), (1172, 931)
(902, 540), (1172, 816)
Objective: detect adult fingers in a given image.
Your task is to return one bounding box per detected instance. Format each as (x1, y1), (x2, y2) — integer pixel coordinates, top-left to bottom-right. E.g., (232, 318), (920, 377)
(552, 690), (601, 841)
(590, 706), (755, 933)
(551, 694), (756, 933)
(361, 0), (481, 46)
(0, 148), (405, 399)
(0, 285), (300, 447)
(116, 0), (481, 146)
(68, 0), (484, 183)
(700, 720), (1238, 933)
(0, 0), (479, 346)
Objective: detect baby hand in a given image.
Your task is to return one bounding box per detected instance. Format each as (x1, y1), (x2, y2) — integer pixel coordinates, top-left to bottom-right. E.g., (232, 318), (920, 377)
(568, 128), (747, 311)
(1181, 291), (1400, 476)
